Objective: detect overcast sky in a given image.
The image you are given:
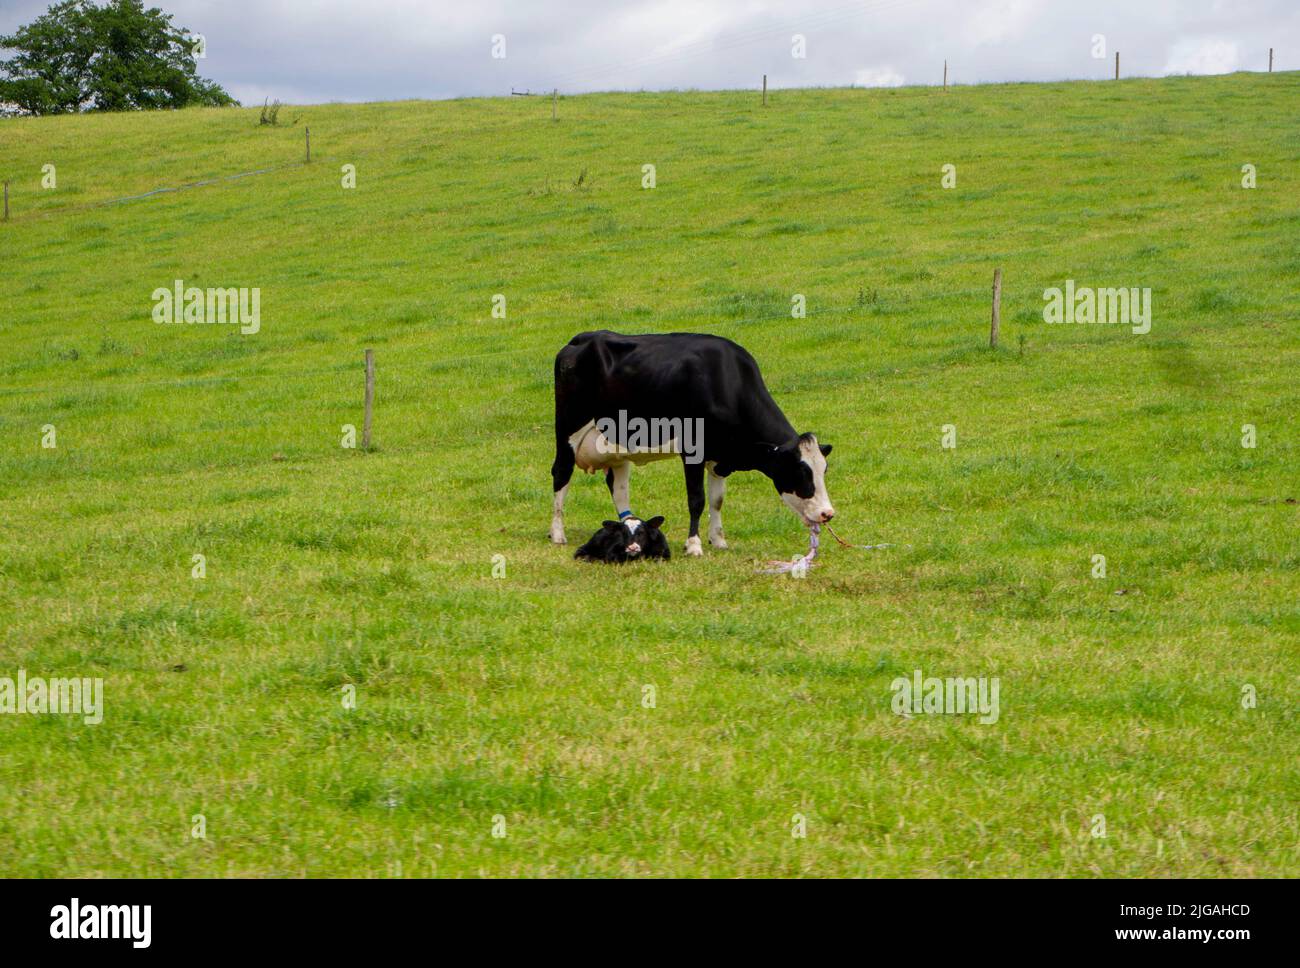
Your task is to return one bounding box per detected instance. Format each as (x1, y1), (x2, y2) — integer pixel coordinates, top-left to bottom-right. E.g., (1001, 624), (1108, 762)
(1, 0), (1296, 105)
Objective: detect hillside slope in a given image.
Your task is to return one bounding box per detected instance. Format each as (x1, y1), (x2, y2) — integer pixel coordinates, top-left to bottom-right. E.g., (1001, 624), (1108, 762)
(1, 74), (1298, 876)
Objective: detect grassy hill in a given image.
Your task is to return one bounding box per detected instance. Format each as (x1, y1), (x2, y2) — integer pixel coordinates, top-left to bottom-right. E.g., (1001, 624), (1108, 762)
(1, 72), (1297, 876)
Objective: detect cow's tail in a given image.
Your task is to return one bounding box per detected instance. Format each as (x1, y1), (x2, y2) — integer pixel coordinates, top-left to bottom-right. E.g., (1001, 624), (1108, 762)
(551, 345), (582, 494)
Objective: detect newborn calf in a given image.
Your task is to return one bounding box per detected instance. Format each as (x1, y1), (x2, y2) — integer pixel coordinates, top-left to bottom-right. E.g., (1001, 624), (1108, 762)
(574, 515), (670, 563)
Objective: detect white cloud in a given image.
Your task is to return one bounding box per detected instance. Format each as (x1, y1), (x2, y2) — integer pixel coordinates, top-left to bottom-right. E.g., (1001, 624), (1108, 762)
(962, 0), (1042, 47)
(854, 67), (906, 87)
(1163, 38), (1241, 75)
(1, 0), (1296, 103)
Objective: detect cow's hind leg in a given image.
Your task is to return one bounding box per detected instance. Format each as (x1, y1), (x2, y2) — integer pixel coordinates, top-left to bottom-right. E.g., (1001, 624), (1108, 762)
(683, 460), (705, 556)
(550, 435), (575, 544)
(609, 462), (632, 518)
(707, 463), (728, 548)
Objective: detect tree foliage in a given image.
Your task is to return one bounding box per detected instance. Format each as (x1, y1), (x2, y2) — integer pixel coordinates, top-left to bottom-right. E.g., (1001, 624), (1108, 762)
(0, 0), (236, 115)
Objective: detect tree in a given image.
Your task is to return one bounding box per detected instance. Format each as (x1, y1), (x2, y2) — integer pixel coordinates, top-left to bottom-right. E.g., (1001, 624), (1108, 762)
(0, 0), (236, 115)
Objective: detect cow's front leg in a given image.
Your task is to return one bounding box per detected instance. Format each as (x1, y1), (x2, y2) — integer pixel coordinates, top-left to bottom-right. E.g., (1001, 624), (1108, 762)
(683, 460), (706, 556)
(706, 463), (727, 548)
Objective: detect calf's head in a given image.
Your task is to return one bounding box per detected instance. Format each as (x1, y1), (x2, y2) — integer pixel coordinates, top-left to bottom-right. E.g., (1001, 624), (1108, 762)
(764, 433), (835, 527)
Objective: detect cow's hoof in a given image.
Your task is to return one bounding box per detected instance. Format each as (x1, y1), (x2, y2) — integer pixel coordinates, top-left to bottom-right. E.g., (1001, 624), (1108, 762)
(709, 534), (728, 549)
(684, 536), (704, 557)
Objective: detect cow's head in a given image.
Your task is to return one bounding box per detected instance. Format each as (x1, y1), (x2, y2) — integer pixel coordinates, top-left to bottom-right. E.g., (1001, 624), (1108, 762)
(763, 433), (835, 527)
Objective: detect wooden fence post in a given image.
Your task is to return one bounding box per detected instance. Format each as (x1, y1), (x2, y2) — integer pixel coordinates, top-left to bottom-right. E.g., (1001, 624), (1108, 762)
(990, 268), (1002, 349)
(305, 127), (311, 163)
(943, 60), (948, 92)
(1269, 48), (1273, 72)
(362, 348), (374, 450)
(1115, 52), (1119, 80)
(762, 74), (767, 106)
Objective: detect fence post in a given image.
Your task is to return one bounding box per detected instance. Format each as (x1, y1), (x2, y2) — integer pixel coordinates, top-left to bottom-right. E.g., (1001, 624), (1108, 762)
(305, 127), (311, 163)
(1269, 48), (1273, 72)
(762, 74), (767, 106)
(1115, 52), (1119, 80)
(943, 60), (948, 92)
(362, 348), (374, 451)
(990, 268), (1002, 349)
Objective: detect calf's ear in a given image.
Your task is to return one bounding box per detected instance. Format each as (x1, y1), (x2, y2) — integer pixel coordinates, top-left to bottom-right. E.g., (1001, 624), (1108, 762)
(645, 515), (665, 529)
(602, 520), (622, 530)
(819, 443), (833, 457)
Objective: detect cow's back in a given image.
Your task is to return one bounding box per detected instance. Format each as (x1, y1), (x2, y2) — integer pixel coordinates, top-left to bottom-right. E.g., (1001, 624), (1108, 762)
(556, 330), (757, 393)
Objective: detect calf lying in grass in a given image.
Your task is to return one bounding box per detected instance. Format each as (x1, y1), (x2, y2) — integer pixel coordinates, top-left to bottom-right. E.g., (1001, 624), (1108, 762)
(575, 516), (670, 563)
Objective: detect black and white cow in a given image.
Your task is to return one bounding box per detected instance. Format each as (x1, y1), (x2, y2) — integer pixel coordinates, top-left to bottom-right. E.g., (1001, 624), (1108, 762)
(550, 331), (835, 556)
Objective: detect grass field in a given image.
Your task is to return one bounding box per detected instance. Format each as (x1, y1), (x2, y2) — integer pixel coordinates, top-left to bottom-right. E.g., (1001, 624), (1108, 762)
(1, 71), (1298, 877)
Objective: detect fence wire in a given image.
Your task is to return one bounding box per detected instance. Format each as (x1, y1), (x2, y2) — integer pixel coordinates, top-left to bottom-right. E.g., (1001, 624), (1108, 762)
(1, 288), (1013, 405)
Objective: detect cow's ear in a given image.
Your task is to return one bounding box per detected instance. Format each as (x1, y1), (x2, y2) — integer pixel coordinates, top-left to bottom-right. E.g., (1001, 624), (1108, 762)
(645, 515), (665, 530)
(819, 443), (833, 457)
(602, 520), (621, 530)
